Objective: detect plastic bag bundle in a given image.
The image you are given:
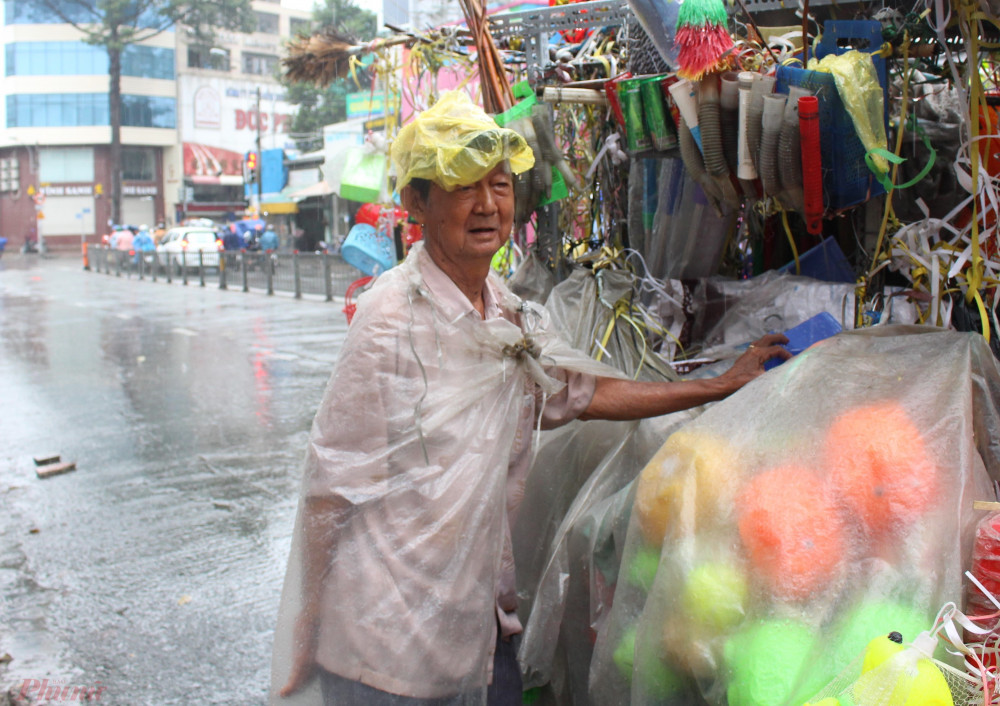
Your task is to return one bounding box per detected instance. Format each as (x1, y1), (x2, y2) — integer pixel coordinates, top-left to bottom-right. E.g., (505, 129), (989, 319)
(590, 326), (1000, 706)
(545, 267), (678, 382)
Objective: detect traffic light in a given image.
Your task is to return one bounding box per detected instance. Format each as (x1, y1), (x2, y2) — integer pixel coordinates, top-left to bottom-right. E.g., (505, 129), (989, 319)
(245, 151), (258, 183)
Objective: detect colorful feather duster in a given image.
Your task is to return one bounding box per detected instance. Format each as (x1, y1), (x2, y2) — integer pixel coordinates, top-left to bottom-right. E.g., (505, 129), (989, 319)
(674, 0), (733, 80)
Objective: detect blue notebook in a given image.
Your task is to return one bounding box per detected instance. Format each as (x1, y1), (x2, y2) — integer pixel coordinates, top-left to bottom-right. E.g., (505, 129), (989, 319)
(764, 312), (843, 370)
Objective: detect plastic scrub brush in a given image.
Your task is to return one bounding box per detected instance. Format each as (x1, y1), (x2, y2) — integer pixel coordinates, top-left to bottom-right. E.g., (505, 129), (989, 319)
(674, 0), (733, 81)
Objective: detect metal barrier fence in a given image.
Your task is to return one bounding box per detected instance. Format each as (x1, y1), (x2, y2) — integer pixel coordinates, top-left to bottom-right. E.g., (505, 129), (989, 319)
(87, 246), (365, 301)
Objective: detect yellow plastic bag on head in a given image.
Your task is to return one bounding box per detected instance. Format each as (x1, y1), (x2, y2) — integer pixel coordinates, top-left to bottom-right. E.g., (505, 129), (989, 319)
(808, 50), (889, 173)
(391, 91), (535, 191)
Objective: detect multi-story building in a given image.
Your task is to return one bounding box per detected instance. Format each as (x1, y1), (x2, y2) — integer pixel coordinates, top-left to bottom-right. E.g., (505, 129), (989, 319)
(174, 0), (310, 224)
(0, 0), (309, 251)
(1, 0), (177, 251)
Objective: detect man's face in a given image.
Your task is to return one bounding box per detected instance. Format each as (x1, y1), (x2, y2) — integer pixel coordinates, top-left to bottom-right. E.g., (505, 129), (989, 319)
(409, 163), (515, 267)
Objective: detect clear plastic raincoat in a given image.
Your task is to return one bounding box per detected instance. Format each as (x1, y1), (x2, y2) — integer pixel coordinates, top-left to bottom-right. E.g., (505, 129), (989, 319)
(270, 242), (618, 705)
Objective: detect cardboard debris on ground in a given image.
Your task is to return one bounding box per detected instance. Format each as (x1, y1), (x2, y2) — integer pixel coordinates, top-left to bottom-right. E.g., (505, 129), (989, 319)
(35, 457), (76, 479)
(32, 453), (61, 467)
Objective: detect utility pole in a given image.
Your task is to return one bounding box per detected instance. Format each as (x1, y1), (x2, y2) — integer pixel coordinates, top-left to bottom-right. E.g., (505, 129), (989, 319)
(256, 87), (263, 209)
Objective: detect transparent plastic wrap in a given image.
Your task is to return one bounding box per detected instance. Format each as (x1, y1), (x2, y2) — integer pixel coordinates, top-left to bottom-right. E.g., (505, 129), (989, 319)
(269, 242), (617, 706)
(391, 91), (534, 191)
(515, 414), (699, 700)
(590, 326), (1000, 705)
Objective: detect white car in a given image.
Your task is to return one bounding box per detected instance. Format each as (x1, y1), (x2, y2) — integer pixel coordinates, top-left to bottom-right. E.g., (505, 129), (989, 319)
(156, 227), (222, 272)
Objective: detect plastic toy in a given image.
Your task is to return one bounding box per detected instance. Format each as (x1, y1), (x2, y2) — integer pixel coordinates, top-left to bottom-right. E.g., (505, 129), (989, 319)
(737, 465), (846, 599)
(825, 402), (937, 536)
(724, 618), (829, 706)
(830, 599), (930, 676)
(853, 632), (954, 706)
(681, 562), (748, 632)
(613, 625), (685, 698)
(635, 429), (739, 545)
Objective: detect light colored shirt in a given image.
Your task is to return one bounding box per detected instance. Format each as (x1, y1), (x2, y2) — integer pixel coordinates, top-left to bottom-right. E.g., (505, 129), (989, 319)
(286, 244), (601, 700)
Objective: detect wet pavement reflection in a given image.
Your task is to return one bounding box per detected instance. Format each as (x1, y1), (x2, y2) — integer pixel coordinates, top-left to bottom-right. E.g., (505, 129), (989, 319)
(0, 254), (348, 704)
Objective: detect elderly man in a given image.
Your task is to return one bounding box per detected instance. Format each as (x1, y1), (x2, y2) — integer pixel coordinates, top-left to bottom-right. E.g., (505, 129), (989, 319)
(271, 92), (787, 706)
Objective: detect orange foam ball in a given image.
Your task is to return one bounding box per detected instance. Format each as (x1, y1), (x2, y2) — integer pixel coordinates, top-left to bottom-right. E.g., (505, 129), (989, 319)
(825, 402), (937, 536)
(737, 465), (845, 600)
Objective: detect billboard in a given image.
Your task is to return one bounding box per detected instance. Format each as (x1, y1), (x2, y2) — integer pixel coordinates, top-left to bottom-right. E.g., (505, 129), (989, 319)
(179, 75), (299, 181)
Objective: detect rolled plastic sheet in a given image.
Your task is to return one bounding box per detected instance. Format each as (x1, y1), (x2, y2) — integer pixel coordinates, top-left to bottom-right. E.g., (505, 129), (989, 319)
(590, 326), (1000, 705)
(668, 79), (702, 151)
(799, 95), (824, 234)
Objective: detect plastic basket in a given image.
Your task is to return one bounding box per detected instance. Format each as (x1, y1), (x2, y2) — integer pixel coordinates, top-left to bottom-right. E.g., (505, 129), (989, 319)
(775, 20), (888, 211)
(342, 275), (374, 324)
(341, 223), (395, 277)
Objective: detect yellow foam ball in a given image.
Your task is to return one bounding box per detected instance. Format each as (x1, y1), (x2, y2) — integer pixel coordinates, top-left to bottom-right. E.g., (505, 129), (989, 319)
(681, 562), (748, 633)
(857, 636), (954, 706)
(634, 429), (739, 545)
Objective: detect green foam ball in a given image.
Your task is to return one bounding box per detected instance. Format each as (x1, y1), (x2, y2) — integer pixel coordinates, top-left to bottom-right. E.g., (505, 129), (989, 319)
(681, 562), (748, 633)
(724, 618), (828, 706)
(626, 545), (661, 592)
(830, 599), (930, 675)
(613, 624), (685, 699)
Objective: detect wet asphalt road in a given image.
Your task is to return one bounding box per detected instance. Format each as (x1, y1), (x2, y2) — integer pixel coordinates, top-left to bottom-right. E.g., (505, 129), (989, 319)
(0, 254), (349, 704)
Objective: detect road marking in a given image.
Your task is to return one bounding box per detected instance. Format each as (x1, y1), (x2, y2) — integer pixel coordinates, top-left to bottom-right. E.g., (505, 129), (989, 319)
(172, 327), (197, 336)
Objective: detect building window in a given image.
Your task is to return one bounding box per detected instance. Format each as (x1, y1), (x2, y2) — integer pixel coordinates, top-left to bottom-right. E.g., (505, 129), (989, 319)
(290, 17), (311, 37)
(5, 0), (169, 28)
(6, 94), (176, 129)
(242, 53), (278, 76)
(187, 45), (231, 72)
(254, 11), (279, 34)
(122, 46), (175, 80)
(5, 42), (173, 79)
(122, 148), (156, 181)
(121, 95), (177, 128)
(39, 147), (95, 182)
(7, 94), (107, 128)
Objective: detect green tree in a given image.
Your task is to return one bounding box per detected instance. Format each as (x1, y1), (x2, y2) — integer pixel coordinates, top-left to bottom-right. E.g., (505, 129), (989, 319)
(37, 0), (256, 224)
(284, 0), (378, 153)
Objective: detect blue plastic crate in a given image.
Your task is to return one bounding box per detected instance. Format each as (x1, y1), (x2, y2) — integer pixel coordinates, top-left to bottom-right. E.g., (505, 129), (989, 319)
(776, 236), (856, 283)
(776, 20), (888, 211)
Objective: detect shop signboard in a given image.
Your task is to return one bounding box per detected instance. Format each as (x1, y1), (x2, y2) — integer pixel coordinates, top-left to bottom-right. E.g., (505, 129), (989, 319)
(179, 75), (299, 182)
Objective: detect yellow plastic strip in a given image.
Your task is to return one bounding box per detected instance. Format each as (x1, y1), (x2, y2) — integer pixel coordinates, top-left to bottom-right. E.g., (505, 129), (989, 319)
(780, 209), (800, 275)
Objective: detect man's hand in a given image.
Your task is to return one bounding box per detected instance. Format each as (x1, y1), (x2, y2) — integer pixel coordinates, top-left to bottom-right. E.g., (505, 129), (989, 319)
(719, 333), (792, 393)
(279, 612), (319, 698)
